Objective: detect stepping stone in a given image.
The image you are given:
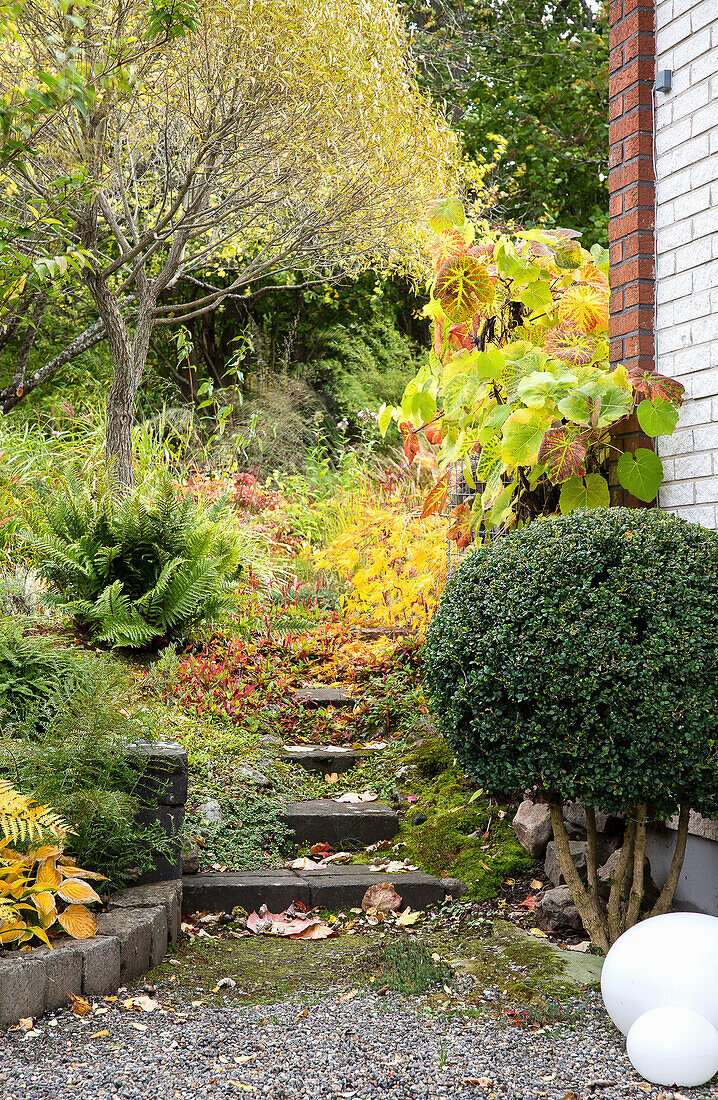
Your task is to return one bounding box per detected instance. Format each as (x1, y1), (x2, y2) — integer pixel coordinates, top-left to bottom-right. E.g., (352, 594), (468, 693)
(295, 688), (355, 709)
(281, 799), (399, 846)
(181, 867), (446, 916)
(280, 745), (361, 775)
(301, 866), (445, 911)
(181, 870), (310, 915)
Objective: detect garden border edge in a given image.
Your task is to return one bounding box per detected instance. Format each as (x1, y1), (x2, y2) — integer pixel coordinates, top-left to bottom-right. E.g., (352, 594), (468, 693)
(0, 880), (181, 1029)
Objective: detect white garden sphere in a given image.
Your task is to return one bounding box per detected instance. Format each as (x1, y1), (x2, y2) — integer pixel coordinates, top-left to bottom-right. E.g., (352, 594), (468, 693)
(601, 912), (718, 1034)
(626, 1007), (718, 1087)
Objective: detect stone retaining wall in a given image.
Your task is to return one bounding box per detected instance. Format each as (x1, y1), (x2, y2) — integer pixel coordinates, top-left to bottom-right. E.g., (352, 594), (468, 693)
(0, 880), (181, 1030)
(0, 740), (188, 885)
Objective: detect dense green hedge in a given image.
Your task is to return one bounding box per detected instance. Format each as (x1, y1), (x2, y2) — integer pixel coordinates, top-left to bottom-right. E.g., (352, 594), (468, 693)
(423, 508), (718, 818)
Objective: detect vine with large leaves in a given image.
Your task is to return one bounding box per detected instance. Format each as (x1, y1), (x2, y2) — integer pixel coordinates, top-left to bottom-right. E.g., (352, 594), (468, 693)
(380, 199), (684, 544)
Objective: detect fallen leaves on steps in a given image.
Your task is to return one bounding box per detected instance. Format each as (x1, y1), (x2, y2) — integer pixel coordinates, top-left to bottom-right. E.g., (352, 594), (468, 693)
(246, 902), (335, 940)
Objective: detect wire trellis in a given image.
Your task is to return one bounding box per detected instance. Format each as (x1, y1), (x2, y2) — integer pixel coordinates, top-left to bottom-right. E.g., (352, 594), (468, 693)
(443, 458), (483, 573)
(442, 458), (514, 572)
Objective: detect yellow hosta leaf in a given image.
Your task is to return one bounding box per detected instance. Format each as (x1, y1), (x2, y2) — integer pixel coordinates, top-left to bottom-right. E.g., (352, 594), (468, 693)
(34, 891), (57, 924)
(58, 865), (108, 881)
(31, 846), (64, 861)
(57, 904), (97, 939)
(57, 878), (102, 905)
(36, 858), (62, 889)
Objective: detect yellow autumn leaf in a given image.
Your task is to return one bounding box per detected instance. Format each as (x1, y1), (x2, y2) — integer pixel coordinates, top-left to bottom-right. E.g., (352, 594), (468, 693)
(57, 904), (97, 939)
(558, 284), (609, 335)
(35, 858), (61, 889)
(56, 878), (102, 904)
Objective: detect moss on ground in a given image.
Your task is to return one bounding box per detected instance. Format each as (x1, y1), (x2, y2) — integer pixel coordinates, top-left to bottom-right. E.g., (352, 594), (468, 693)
(146, 918), (593, 1026)
(148, 932), (378, 1004)
(394, 737), (533, 900)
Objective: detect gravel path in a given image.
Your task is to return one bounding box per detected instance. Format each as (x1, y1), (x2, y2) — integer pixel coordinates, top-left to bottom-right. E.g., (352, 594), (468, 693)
(2, 989), (717, 1100)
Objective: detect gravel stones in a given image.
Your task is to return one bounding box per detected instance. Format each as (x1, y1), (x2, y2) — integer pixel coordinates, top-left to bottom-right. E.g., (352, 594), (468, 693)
(0, 987), (668, 1100)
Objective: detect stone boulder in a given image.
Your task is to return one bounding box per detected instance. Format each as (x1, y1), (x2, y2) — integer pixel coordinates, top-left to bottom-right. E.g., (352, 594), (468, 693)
(534, 886), (583, 933)
(562, 801), (618, 837)
(512, 799), (552, 858)
(597, 848), (658, 903)
(545, 836), (621, 887)
(442, 877), (469, 899)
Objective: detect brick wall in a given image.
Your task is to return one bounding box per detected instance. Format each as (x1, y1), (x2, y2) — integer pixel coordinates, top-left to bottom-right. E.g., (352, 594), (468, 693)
(607, 0), (657, 505)
(653, 0), (718, 527)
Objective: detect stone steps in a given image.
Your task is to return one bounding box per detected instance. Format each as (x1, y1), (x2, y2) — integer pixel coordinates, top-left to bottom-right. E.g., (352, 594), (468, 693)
(280, 799), (399, 846)
(182, 867), (446, 915)
(280, 744), (362, 775)
(295, 687), (355, 709)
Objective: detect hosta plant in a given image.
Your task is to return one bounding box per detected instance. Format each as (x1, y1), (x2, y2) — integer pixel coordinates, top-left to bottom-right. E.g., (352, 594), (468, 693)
(380, 199), (684, 541)
(0, 780), (106, 947)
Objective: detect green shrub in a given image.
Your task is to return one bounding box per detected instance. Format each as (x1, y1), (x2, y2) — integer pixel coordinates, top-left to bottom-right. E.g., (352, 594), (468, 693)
(21, 467), (251, 649)
(424, 507), (718, 948)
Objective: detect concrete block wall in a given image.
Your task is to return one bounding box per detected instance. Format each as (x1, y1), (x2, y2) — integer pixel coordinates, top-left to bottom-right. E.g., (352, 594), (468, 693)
(653, 0), (718, 527)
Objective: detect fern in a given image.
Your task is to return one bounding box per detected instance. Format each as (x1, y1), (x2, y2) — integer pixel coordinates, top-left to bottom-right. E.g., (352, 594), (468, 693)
(19, 467), (263, 650)
(0, 779), (68, 845)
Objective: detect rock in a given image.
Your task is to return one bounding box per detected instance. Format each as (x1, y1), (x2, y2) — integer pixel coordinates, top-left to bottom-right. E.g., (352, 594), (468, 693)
(534, 885), (583, 933)
(512, 799), (552, 858)
(545, 840), (587, 887)
(260, 735), (283, 747)
(410, 812), (428, 827)
(197, 799), (223, 825)
(563, 801), (613, 836)
(598, 848), (658, 903)
(394, 766), (416, 782)
(545, 837), (622, 887)
(295, 687), (355, 709)
(182, 843), (200, 875)
(238, 764), (272, 788)
(442, 877), (469, 899)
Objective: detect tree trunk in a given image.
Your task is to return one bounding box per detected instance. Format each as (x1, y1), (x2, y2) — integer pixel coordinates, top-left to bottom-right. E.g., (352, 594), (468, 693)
(651, 804), (690, 917)
(549, 802), (610, 953)
(84, 271), (154, 492)
(105, 352), (139, 490)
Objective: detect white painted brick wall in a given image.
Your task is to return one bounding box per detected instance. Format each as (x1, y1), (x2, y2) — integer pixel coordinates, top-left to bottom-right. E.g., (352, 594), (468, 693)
(655, 3), (718, 529)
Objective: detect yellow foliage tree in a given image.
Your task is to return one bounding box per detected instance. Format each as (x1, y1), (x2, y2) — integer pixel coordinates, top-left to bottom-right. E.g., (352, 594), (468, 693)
(1, 0), (462, 486)
(314, 497), (447, 633)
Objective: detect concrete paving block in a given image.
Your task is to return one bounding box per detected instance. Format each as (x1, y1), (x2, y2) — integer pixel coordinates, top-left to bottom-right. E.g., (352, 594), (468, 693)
(37, 941), (83, 1012)
(182, 871), (310, 915)
(126, 741), (189, 806)
(280, 745), (361, 775)
(281, 800), (399, 846)
(295, 688), (355, 709)
(95, 909), (152, 983)
(145, 906), (168, 969)
(109, 881), (182, 944)
(0, 952), (47, 1028)
(133, 806), (185, 885)
(76, 936), (122, 996)
(302, 867), (445, 910)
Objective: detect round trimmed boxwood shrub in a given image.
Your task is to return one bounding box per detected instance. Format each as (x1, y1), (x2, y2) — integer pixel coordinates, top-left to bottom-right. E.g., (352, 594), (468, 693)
(423, 508), (718, 946)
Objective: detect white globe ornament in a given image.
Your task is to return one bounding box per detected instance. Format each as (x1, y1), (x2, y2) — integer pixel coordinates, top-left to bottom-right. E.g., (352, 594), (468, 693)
(601, 912), (718, 1034)
(626, 1007), (718, 1087)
